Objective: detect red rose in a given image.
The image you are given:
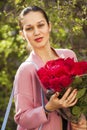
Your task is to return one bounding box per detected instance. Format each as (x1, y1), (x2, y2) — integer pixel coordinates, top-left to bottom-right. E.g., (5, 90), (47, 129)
(64, 58), (75, 74)
(37, 57), (87, 92)
(49, 78), (62, 92)
(71, 61), (87, 76)
(41, 76), (50, 89)
(60, 75), (73, 88)
(45, 58), (65, 69)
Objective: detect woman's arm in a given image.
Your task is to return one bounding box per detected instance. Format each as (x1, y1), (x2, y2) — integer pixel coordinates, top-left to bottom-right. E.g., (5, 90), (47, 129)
(14, 62), (48, 129)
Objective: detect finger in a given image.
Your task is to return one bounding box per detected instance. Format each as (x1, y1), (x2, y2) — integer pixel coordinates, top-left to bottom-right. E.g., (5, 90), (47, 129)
(51, 92), (59, 99)
(62, 87), (72, 100)
(71, 122), (87, 130)
(72, 125), (87, 130)
(68, 98), (77, 107)
(67, 89), (77, 101)
(66, 89), (77, 104)
(78, 114), (87, 125)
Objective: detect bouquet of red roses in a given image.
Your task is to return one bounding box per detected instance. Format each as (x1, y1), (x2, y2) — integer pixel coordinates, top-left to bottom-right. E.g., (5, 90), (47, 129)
(37, 57), (87, 123)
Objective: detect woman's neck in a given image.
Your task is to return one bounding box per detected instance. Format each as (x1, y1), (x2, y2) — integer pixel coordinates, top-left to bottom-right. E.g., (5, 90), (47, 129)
(34, 45), (58, 63)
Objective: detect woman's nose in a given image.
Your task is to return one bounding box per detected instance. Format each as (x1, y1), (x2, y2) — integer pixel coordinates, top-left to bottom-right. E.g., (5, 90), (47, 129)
(34, 27), (40, 35)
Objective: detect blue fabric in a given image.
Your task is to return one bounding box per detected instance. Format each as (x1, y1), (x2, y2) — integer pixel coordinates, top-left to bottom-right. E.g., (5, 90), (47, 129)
(1, 88), (14, 130)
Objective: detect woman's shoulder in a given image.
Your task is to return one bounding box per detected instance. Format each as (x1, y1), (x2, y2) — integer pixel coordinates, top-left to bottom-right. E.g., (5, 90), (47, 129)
(15, 61), (37, 76)
(55, 48), (74, 53)
(55, 48), (77, 61)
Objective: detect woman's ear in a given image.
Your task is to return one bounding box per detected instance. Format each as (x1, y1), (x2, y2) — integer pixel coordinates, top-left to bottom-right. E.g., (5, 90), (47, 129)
(19, 30), (26, 40)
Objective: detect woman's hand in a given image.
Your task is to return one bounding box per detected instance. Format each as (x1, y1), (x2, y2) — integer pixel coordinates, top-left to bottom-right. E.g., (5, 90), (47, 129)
(71, 114), (87, 130)
(45, 87), (77, 112)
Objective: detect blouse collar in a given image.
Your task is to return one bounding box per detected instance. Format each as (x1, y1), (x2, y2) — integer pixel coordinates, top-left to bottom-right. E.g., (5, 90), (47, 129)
(26, 47), (65, 68)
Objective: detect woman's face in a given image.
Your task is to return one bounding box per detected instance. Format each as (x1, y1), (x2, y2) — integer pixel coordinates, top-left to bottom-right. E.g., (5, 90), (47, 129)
(21, 11), (51, 50)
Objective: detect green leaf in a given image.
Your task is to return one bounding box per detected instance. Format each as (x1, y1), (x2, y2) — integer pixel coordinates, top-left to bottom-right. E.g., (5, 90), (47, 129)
(72, 106), (81, 116)
(72, 76), (82, 86)
(76, 88), (87, 99)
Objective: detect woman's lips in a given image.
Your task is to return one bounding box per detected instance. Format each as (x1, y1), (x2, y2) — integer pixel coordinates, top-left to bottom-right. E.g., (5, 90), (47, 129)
(35, 37), (43, 42)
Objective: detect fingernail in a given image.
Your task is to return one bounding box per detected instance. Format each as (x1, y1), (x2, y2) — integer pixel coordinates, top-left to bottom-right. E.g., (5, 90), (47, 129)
(74, 89), (77, 94)
(56, 92), (58, 95)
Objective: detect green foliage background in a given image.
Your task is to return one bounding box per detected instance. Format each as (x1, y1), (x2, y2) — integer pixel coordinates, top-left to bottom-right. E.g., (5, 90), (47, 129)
(0, 0), (87, 129)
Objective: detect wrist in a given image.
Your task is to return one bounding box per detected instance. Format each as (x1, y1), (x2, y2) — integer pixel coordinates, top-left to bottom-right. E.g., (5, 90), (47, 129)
(45, 100), (61, 110)
(45, 102), (55, 112)
(44, 106), (52, 113)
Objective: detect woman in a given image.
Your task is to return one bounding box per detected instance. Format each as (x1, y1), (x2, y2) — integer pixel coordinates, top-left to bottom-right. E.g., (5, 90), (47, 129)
(14, 6), (87, 130)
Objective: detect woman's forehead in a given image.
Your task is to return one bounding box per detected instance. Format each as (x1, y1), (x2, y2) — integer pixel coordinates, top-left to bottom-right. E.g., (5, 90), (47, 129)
(22, 11), (46, 26)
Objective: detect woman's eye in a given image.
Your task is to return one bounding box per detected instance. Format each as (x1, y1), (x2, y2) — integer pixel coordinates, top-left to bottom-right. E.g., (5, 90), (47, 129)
(26, 27), (33, 31)
(38, 24), (44, 28)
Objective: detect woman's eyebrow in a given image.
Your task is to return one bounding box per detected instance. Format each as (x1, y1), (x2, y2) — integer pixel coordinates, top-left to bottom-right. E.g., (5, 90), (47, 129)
(26, 24), (32, 27)
(25, 20), (45, 27)
(38, 20), (45, 24)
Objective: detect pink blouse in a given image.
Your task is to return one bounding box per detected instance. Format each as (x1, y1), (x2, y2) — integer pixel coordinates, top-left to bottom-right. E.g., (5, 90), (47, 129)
(14, 48), (77, 130)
